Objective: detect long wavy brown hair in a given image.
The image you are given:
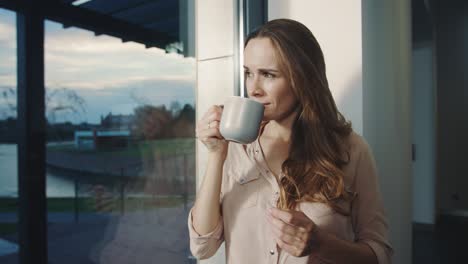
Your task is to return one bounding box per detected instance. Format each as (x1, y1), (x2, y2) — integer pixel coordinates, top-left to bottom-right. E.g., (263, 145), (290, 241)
(245, 19), (353, 214)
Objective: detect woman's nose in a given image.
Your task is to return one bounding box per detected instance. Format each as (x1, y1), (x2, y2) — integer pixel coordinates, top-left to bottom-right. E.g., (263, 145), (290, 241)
(247, 79), (264, 97)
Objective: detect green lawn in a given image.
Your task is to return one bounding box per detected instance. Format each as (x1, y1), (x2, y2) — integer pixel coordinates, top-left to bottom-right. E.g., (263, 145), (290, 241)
(46, 138), (195, 158)
(0, 197), (95, 213)
(0, 196), (188, 214)
(0, 223), (16, 236)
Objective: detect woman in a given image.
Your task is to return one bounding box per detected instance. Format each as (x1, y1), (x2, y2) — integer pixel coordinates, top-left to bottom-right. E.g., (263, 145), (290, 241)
(188, 19), (393, 264)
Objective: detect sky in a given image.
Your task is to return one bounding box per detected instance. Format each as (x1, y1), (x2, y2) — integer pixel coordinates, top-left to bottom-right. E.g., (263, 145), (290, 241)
(0, 8), (196, 124)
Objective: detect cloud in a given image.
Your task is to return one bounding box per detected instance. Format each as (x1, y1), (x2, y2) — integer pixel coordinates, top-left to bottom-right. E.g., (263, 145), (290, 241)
(43, 20), (196, 91)
(0, 14), (196, 124)
(0, 19), (15, 43)
(0, 11), (16, 85)
(46, 28), (147, 54)
(46, 73), (195, 91)
(0, 76), (16, 87)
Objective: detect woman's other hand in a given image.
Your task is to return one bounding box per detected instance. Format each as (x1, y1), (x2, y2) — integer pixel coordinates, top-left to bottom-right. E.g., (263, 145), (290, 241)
(196, 105), (228, 158)
(266, 207), (320, 257)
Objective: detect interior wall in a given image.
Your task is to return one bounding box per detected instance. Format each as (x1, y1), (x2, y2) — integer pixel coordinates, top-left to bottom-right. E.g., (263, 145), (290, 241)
(196, 0), (237, 263)
(434, 0), (468, 213)
(362, 1), (412, 263)
(412, 44), (436, 224)
(268, 0), (363, 134)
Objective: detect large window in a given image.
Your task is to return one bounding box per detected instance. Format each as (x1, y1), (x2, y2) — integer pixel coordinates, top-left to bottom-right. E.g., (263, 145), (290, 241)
(44, 19), (196, 262)
(0, 0), (196, 263)
(0, 7), (18, 263)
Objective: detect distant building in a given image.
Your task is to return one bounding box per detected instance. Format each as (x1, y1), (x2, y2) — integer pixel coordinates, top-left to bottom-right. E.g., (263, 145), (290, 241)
(100, 112), (135, 130)
(75, 113), (135, 150)
(74, 130), (132, 150)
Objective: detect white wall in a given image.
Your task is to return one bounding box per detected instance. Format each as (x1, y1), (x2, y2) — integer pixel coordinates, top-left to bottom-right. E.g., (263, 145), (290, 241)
(412, 44), (436, 224)
(362, 1), (412, 264)
(269, 0), (363, 134)
(195, 0), (237, 263)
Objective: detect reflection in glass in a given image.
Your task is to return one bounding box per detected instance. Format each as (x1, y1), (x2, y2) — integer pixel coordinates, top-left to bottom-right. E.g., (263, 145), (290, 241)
(43, 3), (196, 263)
(0, 8), (18, 263)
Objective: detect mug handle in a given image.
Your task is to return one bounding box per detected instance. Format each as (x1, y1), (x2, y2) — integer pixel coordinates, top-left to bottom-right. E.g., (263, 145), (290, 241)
(217, 104), (225, 140)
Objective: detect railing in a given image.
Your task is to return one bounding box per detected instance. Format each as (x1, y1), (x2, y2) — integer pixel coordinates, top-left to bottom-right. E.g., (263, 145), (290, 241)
(71, 152), (196, 222)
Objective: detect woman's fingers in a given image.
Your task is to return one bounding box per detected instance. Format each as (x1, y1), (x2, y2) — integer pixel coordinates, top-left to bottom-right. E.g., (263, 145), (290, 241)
(197, 127), (223, 140)
(196, 105), (227, 153)
(266, 213), (308, 245)
(266, 208), (318, 257)
(268, 219), (303, 247)
(269, 208), (313, 233)
(197, 106), (221, 128)
(201, 106), (223, 123)
(275, 238), (305, 258)
(206, 120), (220, 130)
(197, 106), (223, 133)
(266, 211), (297, 236)
(197, 120), (222, 139)
(200, 105), (220, 120)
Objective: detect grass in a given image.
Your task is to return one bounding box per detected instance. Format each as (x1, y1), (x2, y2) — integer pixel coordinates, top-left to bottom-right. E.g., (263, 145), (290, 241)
(46, 138), (195, 157)
(0, 196), (188, 214)
(0, 223), (16, 236)
(0, 198), (17, 213)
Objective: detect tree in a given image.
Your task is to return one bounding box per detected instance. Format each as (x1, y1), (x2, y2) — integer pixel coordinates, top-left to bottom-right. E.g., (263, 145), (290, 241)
(169, 100), (182, 117)
(170, 104), (195, 138)
(0, 86), (86, 123)
(0, 86), (16, 119)
(132, 105), (172, 139)
(46, 88), (87, 123)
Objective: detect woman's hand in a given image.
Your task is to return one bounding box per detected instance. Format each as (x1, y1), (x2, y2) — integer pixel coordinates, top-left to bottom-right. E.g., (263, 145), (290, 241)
(266, 207), (320, 257)
(196, 105), (228, 158)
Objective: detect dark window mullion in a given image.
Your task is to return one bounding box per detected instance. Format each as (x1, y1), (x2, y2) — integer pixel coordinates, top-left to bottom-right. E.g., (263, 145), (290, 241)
(16, 1), (47, 263)
(244, 0), (268, 37)
(236, 0), (268, 96)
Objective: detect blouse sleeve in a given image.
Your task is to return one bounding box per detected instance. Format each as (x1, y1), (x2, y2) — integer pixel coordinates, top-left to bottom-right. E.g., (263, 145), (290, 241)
(351, 139), (394, 264)
(187, 206), (224, 260)
(187, 144), (235, 260)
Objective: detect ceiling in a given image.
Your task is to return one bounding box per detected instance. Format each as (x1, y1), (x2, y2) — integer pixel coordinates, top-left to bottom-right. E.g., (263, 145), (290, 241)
(0, 0), (192, 54)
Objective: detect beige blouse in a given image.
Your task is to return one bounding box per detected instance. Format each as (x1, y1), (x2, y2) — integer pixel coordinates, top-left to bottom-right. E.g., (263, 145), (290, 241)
(188, 132), (393, 264)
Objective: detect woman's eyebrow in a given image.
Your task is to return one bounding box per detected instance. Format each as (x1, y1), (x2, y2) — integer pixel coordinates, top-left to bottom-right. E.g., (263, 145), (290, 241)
(258, 68), (279, 73)
(243, 66), (279, 72)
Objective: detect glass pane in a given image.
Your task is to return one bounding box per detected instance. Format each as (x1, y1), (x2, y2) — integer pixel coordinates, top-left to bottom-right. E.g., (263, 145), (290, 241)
(45, 1), (196, 263)
(0, 8), (18, 263)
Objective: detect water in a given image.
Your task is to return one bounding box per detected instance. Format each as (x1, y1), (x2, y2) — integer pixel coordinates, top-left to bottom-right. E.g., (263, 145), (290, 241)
(0, 144), (75, 197)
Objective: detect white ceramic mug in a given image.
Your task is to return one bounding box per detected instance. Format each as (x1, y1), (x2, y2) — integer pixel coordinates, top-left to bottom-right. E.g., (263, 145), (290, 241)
(219, 96), (264, 144)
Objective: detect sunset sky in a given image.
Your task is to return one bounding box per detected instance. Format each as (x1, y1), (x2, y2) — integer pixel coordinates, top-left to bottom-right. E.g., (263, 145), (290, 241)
(0, 8), (196, 124)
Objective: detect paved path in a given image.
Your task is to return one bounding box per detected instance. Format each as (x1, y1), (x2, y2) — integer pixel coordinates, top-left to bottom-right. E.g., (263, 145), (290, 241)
(0, 203), (196, 264)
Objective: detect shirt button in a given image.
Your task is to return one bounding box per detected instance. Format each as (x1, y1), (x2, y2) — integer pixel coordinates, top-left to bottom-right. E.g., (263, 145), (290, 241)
(269, 249), (275, 255)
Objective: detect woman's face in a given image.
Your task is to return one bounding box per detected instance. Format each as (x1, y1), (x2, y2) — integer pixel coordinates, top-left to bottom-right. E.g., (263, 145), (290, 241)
(244, 37), (298, 122)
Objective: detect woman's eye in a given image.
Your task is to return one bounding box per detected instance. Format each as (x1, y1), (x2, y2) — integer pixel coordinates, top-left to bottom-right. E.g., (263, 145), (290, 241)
(263, 72), (275, 78)
(244, 71), (252, 78)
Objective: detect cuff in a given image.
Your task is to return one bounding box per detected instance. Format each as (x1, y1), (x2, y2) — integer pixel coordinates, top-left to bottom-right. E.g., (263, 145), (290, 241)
(361, 239), (393, 264)
(188, 208), (223, 240)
